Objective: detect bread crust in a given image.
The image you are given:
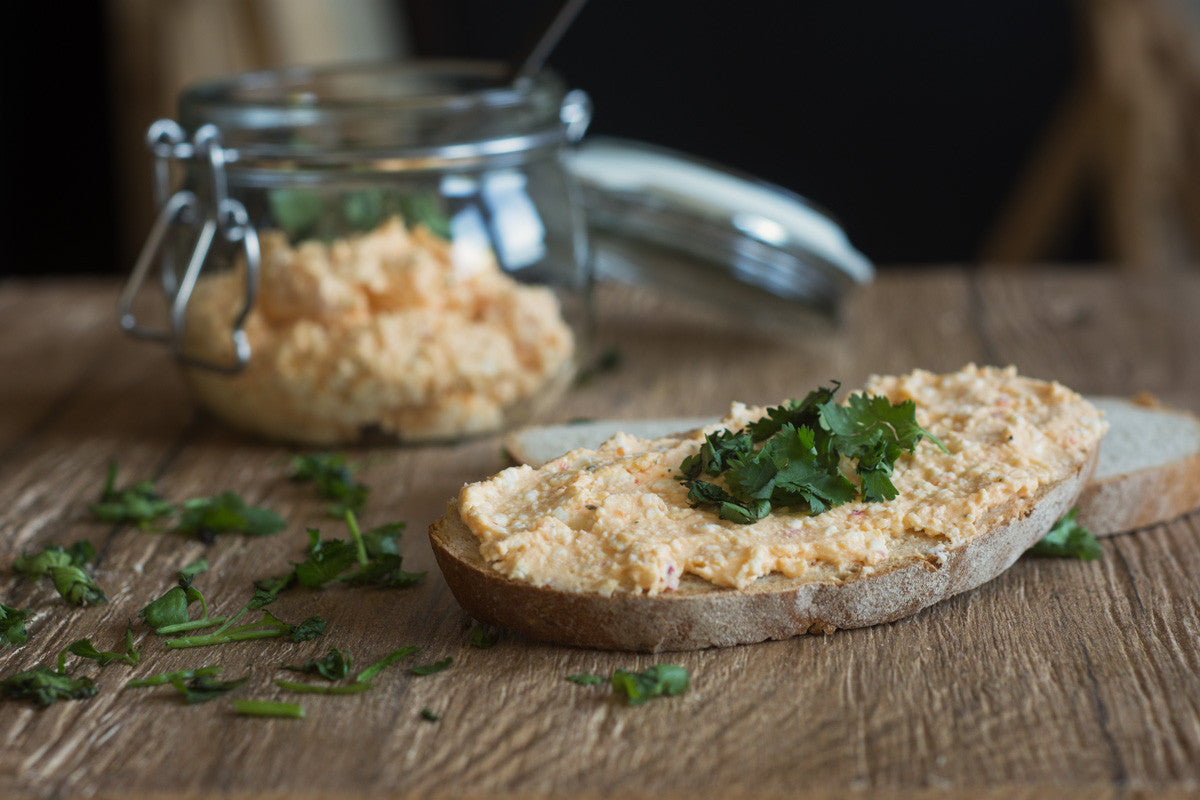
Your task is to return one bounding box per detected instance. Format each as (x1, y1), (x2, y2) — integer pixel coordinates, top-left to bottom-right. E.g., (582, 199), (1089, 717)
(429, 447), (1099, 652)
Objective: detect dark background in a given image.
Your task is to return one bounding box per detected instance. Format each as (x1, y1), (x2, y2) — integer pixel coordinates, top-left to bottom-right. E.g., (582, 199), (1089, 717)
(5, 1), (1084, 276)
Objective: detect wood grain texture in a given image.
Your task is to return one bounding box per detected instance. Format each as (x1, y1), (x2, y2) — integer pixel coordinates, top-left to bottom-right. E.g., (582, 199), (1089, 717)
(1, 270), (1198, 799)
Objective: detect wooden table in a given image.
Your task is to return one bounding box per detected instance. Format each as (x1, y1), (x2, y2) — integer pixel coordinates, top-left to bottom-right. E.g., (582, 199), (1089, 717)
(2, 269), (1198, 799)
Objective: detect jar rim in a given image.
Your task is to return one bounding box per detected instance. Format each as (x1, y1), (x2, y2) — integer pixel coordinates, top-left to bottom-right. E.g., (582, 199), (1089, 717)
(180, 59), (557, 113)
(176, 59), (577, 166)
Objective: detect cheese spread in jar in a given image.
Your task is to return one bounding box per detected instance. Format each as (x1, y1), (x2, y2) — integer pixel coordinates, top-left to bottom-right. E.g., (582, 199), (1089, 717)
(181, 216), (574, 444)
(458, 365), (1106, 596)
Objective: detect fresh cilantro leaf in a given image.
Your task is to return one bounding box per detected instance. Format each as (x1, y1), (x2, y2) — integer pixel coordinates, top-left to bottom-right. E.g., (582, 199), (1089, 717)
(1, 666), (97, 708)
(1026, 509), (1102, 560)
(89, 461), (175, 529)
(60, 626), (140, 668)
(361, 522), (406, 557)
(251, 574), (296, 608)
(175, 491), (285, 540)
(172, 674), (248, 704)
(410, 657), (453, 676)
(289, 615), (327, 642)
(1, 604), (31, 647)
(12, 541), (95, 580)
(139, 586), (190, 630)
(679, 383), (942, 523)
(290, 453), (369, 516)
(49, 565), (108, 606)
(340, 554), (426, 589)
(419, 707), (441, 722)
(467, 624), (500, 649)
(283, 648), (352, 681)
(610, 664), (690, 706)
(178, 558), (209, 582)
(565, 673), (605, 686)
(293, 528), (360, 588)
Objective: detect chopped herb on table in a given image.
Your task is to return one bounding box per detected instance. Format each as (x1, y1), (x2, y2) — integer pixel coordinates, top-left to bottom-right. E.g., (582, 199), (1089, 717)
(678, 384), (946, 524)
(89, 461), (175, 529)
(568, 664), (691, 706)
(1026, 508), (1102, 560)
(233, 699), (305, 719)
(59, 625), (140, 669)
(410, 657), (453, 676)
(166, 611), (326, 649)
(126, 666), (223, 688)
(172, 674), (249, 704)
(466, 624), (499, 649)
(1, 666), (98, 708)
(290, 453), (370, 516)
(419, 707), (441, 722)
(283, 648), (353, 681)
(275, 645), (419, 695)
(1, 604), (32, 647)
(49, 564), (108, 607)
(175, 491), (286, 541)
(13, 541), (97, 580)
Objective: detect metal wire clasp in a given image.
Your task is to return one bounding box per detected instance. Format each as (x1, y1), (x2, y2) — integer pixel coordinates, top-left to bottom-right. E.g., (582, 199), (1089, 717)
(119, 120), (259, 373)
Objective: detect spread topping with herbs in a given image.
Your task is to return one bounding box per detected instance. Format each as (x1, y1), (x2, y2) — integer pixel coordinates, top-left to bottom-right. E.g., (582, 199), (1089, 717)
(458, 365), (1106, 596)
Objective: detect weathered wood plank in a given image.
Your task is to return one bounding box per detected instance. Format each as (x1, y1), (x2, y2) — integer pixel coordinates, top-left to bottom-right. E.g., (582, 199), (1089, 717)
(1, 272), (1198, 800)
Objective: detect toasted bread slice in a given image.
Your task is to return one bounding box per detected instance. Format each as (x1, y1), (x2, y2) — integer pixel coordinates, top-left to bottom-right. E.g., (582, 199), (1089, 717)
(502, 396), (1200, 537)
(434, 368), (1106, 651)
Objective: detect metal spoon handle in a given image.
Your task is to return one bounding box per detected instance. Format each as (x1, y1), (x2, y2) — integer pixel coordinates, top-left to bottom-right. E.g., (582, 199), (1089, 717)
(509, 0), (589, 82)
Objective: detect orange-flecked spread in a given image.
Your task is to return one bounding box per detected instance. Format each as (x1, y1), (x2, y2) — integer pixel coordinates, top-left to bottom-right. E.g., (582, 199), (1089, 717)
(458, 365), (1106, 596)
(181, 217), (574, 443)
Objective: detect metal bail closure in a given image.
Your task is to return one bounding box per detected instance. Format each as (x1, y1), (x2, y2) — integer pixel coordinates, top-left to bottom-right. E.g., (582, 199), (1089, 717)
(119, 120), (260, 374)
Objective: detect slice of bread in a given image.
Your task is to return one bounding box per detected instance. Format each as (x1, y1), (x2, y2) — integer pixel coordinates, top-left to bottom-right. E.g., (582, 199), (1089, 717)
(433, 370), (1107, 651)
(502, 396), (1200, 537)
(1076, 396), (1200, 536)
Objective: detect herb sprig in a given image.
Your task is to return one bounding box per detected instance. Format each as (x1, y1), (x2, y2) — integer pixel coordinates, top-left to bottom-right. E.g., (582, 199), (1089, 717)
(678, 384), (945, 524)
(1026, 508), (1102, 560)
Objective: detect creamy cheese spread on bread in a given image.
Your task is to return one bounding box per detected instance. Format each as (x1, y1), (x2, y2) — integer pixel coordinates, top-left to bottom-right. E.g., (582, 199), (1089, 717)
(181, 216), (574, 443)
(458, 365), (1106, 596)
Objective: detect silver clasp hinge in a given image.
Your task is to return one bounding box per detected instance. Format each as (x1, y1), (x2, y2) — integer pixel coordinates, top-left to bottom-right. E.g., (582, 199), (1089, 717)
(119, 120), (259, 373)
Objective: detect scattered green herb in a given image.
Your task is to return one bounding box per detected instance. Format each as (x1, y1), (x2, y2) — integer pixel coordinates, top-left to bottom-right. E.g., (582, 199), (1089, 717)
(293, 528), (361, 588)
(565, 673), (605, 686)
(355, 645), (421, 685)
(178, 558), (209, 582)
(419, 707), (441, 722)
(12, 541), (96, 581)
(467, 624), (499, 649)
(175, 491), (286, 541)
(290, 453), (370, 516)
(283, 648), (352, 681)
(172, 674), (248, 704)
(410, 657), (453, 676)
(0, 666), (98, 708)
(166, 611), (325, 649)
(678, 384), (945, 524)
(89, 461), (175, 529)
(233, 699), (305, 719)
(1, 604), (31, 647)
(126, 666), (222, 688)
(59, 625), (140, 669)
(610, 664), (690, 706)
(1027, 508), (1102, 560)
(272, 679), (373, 695)
(49, 565), (108, 606)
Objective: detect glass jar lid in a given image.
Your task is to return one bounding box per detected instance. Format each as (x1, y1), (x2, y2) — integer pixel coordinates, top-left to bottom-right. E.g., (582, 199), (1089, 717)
(567, 136), (873, 329)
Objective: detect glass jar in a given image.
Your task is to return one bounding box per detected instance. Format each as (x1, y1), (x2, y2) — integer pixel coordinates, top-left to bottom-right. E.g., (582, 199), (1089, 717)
(121, 60), (593, 445)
